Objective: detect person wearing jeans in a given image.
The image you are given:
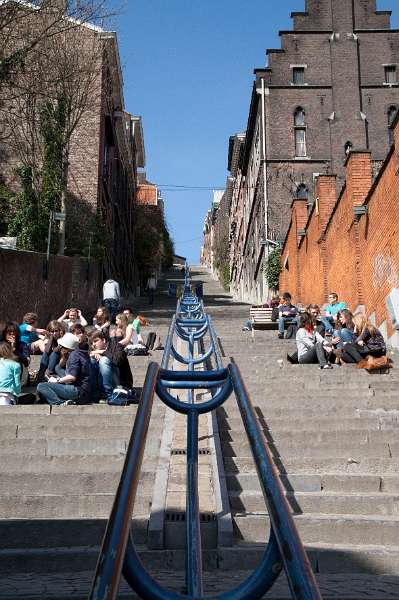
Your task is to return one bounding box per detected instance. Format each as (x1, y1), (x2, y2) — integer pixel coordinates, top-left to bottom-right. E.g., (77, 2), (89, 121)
(319, 293), (347, 334)
(296, 313), (334, 369)
(277, 292), (298, 339)
(37, 333), (91, 405)
(90, 333), (120, 402)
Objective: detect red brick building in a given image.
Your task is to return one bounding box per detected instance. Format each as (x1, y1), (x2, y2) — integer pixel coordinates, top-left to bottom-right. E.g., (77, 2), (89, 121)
(280, 113), (399, 347)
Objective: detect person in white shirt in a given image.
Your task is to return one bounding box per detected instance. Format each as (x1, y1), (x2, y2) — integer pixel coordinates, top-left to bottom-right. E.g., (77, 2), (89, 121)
(146, 274), (157, 305)
(57, 308), (88, 332)
(102, 279), (120, 321)
(296, 313), (334, 369)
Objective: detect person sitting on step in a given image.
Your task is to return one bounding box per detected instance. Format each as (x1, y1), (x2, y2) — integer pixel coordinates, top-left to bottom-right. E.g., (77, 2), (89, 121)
(19, 312), (48, 354)
(92, 306), (111, 337)
(340, 314), (386, 364)
(57, 308), (88, 332)
(277, 292), (298, 339)
(0, 341), (21, 405)
(36, 321), (66, 383)
(90, 331), (132, 403)
(1, 321), (30, 386)
(332, 309), (356, 349)
(319, 292), (347, 335)
(296, 313), (334, 369)
(37, 332), (91, 406)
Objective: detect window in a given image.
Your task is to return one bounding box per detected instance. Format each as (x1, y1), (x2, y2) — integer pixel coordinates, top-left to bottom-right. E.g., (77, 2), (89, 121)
(296, 184), (308, 199)
(293, 67), (305, 85)
(294, 107), (305, 126)
(294, 108), (307, 157)
(388, 106), (397, 145)
(385, 65), (397, 84)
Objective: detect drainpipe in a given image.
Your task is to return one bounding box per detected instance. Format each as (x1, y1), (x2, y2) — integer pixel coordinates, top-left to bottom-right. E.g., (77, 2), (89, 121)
(260, 78), (269, 296)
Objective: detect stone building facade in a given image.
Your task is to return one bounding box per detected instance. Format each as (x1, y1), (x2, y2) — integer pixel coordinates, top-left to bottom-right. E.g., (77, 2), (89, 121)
(279, 113), (399, 348)
(0, 1), (145, 292)
(225, 0), (399, 304)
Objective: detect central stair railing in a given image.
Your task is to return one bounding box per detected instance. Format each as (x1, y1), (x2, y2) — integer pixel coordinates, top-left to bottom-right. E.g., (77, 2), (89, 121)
(89, 267), (322, 600)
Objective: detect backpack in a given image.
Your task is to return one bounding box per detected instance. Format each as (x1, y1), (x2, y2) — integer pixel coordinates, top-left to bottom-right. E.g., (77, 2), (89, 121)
(125, 344), (149, 356)
(108, 386), (138, 405)
(285, 323), (298, 339)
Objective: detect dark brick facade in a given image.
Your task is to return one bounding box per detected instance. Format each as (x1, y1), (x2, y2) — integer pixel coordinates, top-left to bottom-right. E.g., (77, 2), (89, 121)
(229, 0), (399, 303)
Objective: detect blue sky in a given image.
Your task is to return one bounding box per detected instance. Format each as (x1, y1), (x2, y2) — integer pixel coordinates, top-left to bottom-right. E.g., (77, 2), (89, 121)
(113, 1), (399, 264)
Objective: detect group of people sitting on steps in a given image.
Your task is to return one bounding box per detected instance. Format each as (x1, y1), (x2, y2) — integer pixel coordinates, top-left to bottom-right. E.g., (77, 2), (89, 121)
(276, 292), (389, 370)
(0, 305), (162, 407)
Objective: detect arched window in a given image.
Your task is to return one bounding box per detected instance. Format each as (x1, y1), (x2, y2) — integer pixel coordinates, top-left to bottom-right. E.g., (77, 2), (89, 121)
(296, 184), (308, 199)
(388, 106), (397, 145)
(294, 108), (306, 157)
(294, 107), (305, 126)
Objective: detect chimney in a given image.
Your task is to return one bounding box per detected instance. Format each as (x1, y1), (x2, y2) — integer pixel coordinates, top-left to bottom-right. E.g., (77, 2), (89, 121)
(315, 175), (337, 231)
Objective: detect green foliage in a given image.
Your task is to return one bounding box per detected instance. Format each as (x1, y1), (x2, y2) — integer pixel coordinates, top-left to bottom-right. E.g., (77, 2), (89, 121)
(8, 166), (44, 250)
(0, 49), (26, 83)
(161, 222), (175, 270)
(213, 227), (230, 291)
(8, 97), (66, 252)
(40, 98), (66, 217)
(0, 179), (13, 234)
(264, 247), (281, 291)
(134, 205), (175, 280)
(221, 261), (230, 291)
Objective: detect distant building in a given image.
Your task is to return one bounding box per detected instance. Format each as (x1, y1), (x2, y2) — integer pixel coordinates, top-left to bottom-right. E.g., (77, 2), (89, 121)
(217, 0), (399, 303)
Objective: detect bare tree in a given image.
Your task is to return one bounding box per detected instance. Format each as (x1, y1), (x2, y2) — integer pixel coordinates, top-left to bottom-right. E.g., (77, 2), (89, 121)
(0, 0), (112, 85)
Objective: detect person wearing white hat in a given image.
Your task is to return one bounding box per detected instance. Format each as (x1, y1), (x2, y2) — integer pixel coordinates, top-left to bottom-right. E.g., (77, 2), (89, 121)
(37, 332), (91, 405)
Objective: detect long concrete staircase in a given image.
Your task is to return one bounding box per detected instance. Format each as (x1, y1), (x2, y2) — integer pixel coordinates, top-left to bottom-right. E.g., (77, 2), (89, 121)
(0, 266), (399, 598)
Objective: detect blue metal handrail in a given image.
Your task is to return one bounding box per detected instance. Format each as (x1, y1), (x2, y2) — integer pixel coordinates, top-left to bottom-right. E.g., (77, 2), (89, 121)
(89, 265), (322, 600)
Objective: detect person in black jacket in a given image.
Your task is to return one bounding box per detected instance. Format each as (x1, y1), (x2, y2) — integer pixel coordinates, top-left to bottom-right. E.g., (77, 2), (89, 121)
(90, 331), (132, 402)
(341, 314), (386, 363)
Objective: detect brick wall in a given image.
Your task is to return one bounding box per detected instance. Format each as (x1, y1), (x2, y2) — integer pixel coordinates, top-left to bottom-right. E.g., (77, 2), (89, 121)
(280, 115), (399, 342)
(0, 249), (101, 326)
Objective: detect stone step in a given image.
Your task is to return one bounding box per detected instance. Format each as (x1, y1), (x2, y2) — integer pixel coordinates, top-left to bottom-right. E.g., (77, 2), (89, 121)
(0, 455), (131, 474)
(0, 471), (154, 495)
(221, 440), (393, 458)
(0, 425), (134, 440)
(219, 543), (399, 576)
(233, 513), (399, 546)
(0, 517), (147, 549)
(219, 429), (398, 446)
(0, 493), (152, 519)
(225, 472), (399, 493)
(218, 416), (383, 431)
(230, 491), (399, 516)
(219, 395), (399, 411)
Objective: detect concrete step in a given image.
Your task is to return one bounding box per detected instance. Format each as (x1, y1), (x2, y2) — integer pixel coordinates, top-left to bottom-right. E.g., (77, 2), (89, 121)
(221, 439), (393, 459)
(0, 493), (152, 519)
(0, 471), (154, 495)
(0, 517), (147, 549)
(219, 428), (398, 446)
(233, 513), (399, 546)
(218, 416), (385, 431)
(223, 456), (399, 475)
(226, 472), (399, 493)
(230, 491), (399, 516)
